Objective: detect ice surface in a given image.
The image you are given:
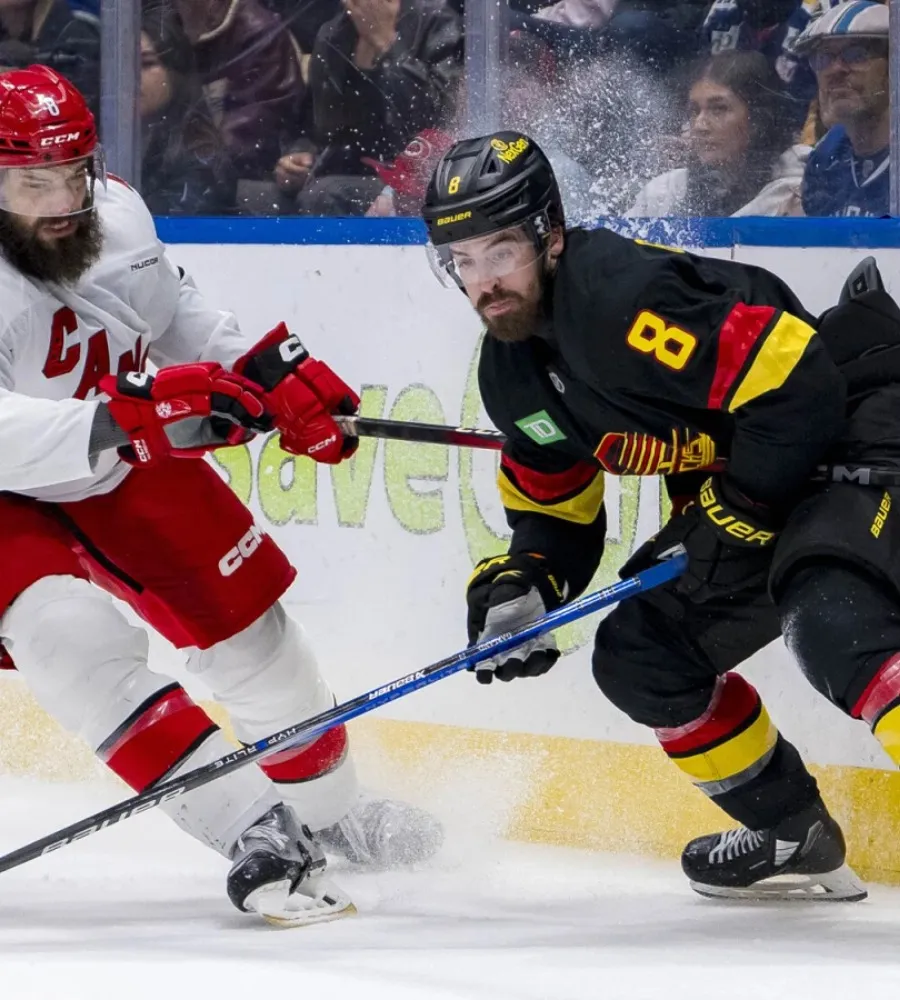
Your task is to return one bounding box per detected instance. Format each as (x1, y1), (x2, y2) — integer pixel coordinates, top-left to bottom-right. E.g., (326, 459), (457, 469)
(1, 775), (899, 1000)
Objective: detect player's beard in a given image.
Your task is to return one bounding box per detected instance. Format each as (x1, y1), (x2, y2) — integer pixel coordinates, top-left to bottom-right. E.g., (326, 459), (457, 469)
(476, 284), (545, 343)
(0, 209), (103, 285)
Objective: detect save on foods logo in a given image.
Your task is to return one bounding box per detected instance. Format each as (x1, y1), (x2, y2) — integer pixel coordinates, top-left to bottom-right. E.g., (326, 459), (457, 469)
(212, 337), (665, 655)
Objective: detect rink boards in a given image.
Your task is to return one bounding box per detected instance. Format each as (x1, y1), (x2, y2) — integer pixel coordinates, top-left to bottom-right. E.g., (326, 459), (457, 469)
(6, 232), (900, 882)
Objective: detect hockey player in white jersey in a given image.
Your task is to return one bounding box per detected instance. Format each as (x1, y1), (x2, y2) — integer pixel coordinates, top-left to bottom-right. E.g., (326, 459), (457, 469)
(0, 65), (442, 925)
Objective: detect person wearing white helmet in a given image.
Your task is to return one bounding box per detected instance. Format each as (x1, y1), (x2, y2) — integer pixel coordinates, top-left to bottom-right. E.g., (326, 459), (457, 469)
(795, 0), (890, 216)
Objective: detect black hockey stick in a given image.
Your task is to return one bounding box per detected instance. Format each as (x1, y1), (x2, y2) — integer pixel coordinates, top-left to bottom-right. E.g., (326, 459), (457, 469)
(813, 464), (900, 487)
(330, 421), (900, 490)
(0, 550), (687, 875)
(335, 415), (505, 451)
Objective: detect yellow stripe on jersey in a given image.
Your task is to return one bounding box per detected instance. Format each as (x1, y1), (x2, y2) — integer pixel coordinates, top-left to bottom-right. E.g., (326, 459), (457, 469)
(669, 706), (778, 784)
(498, 467), (606, 525)
(728, 314), (817, 413)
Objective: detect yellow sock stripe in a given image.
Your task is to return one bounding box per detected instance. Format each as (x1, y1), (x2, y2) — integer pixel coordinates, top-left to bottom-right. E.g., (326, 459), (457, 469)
(667, 705), (778, 785)
(498, 467), (606, 525)
(874, 703), (900, 766)
(728, 313), (817, 413)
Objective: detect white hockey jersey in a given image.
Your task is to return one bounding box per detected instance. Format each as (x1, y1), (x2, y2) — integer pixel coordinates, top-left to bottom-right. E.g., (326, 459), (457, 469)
(0, 176), (252, 502)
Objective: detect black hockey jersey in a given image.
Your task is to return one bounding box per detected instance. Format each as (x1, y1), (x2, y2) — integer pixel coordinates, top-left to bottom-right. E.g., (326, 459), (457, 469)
(478, 227), (847, 596)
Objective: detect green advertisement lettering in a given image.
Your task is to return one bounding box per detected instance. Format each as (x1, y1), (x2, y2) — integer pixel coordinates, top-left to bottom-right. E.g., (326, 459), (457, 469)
(330, 385), (389, 528)
(385, 384), (449, 534)
(213, 342), (658, 662)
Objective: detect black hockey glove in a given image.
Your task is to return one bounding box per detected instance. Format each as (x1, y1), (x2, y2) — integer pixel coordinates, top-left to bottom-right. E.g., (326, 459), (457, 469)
(620, 475), (779, 606)
(466, 552), (567, 684)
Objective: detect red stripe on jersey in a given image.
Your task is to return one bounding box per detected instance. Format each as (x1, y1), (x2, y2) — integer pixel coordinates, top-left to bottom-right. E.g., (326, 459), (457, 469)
(656, 673), (760, 756)
(501, 454), (598, 503)
(261, 725), (348, 783)
(101, 686), (217, 791)
(707, 303), (776, 409)
(852, 653), (900, 725)
(107, 172), (135, 191)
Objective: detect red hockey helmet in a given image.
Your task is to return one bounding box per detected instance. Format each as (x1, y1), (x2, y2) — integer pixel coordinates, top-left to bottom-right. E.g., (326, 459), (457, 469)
(0, 65), (105, 219)
(0, 65), (97, 166)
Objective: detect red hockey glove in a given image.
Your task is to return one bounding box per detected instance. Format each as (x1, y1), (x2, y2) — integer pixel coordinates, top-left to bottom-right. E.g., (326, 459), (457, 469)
(99, 363), (269, 467)
(233, 323), (360, 464)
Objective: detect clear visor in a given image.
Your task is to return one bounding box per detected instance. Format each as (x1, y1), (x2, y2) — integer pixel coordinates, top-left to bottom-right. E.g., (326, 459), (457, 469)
(428, 223), (545, 290)
(0, 147), (107, 219)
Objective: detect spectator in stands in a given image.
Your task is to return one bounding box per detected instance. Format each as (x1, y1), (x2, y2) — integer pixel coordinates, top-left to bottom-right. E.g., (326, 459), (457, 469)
(170, 0), (305, 180)
(626, 50), (807, 216)
(703, 0), (816, 129)
(361, 127), (454, 216)
(532, 0), (617, 28)
(283, 0), (463, 216)
(140, 6), (237, 216)
(68, 0), (98, 19)
(0, 0), (99, 117)
(797, 0), (890, 216)
(515, 0), (708, 68)
(262, 0), (342, 52)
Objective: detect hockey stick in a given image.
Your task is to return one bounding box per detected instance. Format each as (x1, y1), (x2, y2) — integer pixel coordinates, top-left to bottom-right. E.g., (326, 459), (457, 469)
(335, 415), (505, 451)
(813, 464), (900, 487)
(0, 549), (686, 874)
(330, 421), (900, 494)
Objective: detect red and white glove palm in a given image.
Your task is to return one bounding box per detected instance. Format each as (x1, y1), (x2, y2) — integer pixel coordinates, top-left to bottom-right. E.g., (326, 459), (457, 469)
(233, 323), (360, 464)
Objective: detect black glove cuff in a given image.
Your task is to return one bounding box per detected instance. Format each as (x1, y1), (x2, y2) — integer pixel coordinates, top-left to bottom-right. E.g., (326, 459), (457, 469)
(467, 552), (567, 613)
(240, 335), (310, 392)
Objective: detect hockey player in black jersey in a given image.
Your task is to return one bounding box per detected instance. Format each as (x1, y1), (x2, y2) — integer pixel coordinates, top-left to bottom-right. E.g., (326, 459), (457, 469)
(423, 130), (900, 903)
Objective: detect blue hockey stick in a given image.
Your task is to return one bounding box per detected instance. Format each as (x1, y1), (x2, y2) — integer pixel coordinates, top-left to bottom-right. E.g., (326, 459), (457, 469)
(0, 548), (686, 873)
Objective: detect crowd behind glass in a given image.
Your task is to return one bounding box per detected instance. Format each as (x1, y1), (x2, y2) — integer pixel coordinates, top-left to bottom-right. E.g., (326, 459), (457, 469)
(8, 0), (890, 221)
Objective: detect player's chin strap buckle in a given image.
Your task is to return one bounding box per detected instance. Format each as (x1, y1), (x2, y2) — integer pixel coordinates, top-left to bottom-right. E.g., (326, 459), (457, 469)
(813, 464), (900, 487)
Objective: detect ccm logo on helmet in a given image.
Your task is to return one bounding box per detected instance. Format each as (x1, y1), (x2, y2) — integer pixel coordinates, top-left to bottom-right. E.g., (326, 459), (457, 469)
(218, 524), (266, 577)
(40, 132), (81, 147)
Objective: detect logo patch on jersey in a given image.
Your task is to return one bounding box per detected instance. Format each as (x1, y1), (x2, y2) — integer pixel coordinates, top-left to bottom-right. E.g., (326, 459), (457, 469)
(515, 410), (566, 445)
(131, 255), (159, 272)
(548, 371), (565, 394)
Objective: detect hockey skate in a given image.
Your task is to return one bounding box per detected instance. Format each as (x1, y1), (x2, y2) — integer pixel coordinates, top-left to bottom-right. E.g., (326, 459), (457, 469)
(315, 794), (445, 869)
(227, 804), (355, 927)
(682, 801), (867, 902)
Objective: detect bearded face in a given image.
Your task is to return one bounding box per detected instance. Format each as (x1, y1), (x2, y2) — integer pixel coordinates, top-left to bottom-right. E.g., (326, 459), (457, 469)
(450, 227), (550, 343)
(0, 157), (104, 284)
(0, 207), (103, 284)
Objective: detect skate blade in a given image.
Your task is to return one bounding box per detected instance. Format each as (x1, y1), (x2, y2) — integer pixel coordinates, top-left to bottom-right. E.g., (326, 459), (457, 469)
(244, 878), (357, 928)
(689, 863), (868, 903)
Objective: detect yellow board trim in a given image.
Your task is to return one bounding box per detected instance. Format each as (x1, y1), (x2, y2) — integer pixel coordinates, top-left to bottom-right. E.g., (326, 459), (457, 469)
(498, 467), (605, 525)
(4, 678), (900, 886)
(668, 707), (777, 783)
(728, 313), (817, 413)
(354, 717), (900, 886)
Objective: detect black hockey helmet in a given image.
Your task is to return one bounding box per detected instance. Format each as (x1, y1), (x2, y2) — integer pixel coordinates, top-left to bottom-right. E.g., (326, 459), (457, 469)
(422, 131), (564, 286)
